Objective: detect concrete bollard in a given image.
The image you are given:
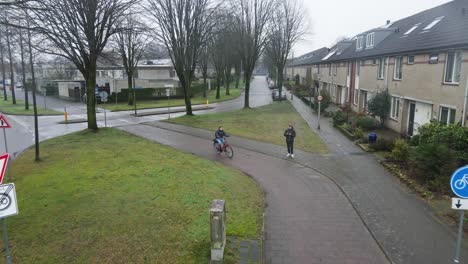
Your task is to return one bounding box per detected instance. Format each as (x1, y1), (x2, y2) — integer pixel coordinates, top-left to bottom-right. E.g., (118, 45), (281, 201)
(206, 99), (209, 108)
(210, 199), (226, 262)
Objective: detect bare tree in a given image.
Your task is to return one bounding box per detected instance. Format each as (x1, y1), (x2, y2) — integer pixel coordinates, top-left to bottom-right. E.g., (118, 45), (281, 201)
(231, 0), (274, 108)
(18, 26), (27, 109)
(198, 42), (210, 98)
(4, 12), (16, 104)
(114, 14), (150, 106)
(26, 0), (132, 130)
(265, 0), (307, 98)
(146, 0), (215, 115)
(0, 26), (6, 101)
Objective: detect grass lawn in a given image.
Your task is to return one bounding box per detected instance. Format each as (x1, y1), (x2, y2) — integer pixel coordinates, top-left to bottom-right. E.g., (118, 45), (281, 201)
(102, 87), (242, 112)
(0, 98), (62, 115)
(166, 102), (328, 154)
(7, 128), (263, 263)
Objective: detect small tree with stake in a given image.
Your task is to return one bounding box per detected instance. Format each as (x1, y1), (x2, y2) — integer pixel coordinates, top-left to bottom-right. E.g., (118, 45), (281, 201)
(367, 90), (391, 127)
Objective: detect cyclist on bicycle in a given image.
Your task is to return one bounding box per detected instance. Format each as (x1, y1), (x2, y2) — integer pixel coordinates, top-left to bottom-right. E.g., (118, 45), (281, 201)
(215, 126), (227, 153)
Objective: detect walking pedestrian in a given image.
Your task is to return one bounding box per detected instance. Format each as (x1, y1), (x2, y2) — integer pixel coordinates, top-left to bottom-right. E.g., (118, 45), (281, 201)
(284, 124), (296, 158)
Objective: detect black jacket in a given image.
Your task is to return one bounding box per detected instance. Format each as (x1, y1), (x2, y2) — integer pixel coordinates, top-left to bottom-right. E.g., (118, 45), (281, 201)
(284, 128), (296, 142)
(215, 130), (226, 139)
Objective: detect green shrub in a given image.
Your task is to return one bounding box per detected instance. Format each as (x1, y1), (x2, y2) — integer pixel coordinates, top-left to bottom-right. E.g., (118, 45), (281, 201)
(391, 139), (410, 162)
(354, 127), (364, 140)
(369, 137), (394, 152)
(356, 116), (377, 131)
(332, 110), (347, 126)
(410, 143), (458, 193)
(416, 122), (468, 163)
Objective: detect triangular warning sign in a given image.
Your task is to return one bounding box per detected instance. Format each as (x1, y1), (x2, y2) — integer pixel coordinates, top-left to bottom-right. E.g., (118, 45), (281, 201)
(0, 153), (9, 184)
(0, 115), (10, 128)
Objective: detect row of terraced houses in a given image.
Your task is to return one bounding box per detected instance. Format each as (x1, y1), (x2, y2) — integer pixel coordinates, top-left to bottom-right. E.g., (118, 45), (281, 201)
(286, 0), (468, 136)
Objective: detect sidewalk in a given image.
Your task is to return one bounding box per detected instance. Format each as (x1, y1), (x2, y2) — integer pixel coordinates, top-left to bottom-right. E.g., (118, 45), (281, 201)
(285, 90), (468, 263)
(119, 123), (389, 264)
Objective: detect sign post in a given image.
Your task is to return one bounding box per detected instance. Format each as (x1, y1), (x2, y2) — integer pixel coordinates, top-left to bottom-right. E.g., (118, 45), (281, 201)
(42, 87), (47, 109)
(100, 91), (109, 127)
(0, 116), (11, 181)
(317, 95), (323, 130)
(0, 154), (15, 264)
(450, 166), (468, 263)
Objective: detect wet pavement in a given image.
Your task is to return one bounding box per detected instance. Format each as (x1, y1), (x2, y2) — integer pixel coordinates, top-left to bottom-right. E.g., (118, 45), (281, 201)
(119, 123), (390, 264)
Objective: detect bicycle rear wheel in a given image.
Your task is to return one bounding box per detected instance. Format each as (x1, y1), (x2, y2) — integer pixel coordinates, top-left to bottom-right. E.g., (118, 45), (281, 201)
(224, 145), (234, 158)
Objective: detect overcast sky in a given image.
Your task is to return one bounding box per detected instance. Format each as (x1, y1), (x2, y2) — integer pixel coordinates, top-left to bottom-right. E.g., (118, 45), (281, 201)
(292, 0), (453, 57)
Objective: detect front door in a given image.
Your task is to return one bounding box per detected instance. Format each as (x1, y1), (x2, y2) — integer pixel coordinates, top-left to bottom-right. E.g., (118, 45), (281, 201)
(408, 103), (416, 136)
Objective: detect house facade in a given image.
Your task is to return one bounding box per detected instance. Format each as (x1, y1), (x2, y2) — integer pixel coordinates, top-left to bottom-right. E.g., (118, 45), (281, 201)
(287, 0), (468, 136)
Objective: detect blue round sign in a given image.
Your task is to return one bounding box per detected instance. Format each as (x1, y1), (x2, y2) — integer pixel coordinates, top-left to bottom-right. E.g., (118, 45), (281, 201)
(450, 166), (468, 198)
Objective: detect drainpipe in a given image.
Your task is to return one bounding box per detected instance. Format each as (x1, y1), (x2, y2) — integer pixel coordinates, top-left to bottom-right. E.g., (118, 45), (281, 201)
(462, 75), (468, 126)
(385, 56), (390, 91)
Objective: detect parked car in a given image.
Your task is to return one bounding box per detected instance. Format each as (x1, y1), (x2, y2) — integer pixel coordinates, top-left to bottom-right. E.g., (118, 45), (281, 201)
(268, 81), (275, 89)
(272, 89), (287, 101)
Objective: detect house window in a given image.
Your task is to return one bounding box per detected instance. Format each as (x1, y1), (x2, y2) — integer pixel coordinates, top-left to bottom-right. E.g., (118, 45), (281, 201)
(354, 89), (359, 105)
(357, 61), (360, 76)
(366, 33), (375, 48)
(328, 63), (332, 75)
(439, 106), (456, 125)
(372, 58), (377, 65)
(377, 58), (386, 79)
(394, 56), (403, 80)
(356, 36), (364, 50)
(444, 51), (463, 84)
(407, 55), (415, 65)
(346, 62), (350, 76)
(317, 64), (320, 74)
(404, 23), (421, 35)
(390, 97), (400, 119)
(363, 91), (369, 111)
(423, 16), (444, 31)
(429, 53), (439, 64)
(333, 64), (338, 76)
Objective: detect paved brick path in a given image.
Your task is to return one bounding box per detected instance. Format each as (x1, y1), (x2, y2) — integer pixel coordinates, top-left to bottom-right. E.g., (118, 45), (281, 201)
(285, 90), (468, 263)
(119, 123), (389, 263)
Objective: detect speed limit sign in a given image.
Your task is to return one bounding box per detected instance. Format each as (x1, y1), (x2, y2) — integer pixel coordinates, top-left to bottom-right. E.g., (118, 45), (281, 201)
(317, 95), (323, 101)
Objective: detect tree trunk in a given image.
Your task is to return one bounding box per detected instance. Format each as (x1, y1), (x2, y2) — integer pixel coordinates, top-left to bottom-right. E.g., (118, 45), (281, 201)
(6, 25), (15, 104)
(127, 74), (133, 105)
(19, 30), (28, 110)
(225, 69), (231, 96)
(27, 21), (39, 161)
(203, 76), (207, 98)
(85, 63), (98, 130)
(181, 80), (193, 115)
(277, 66), (283, 99)
(216, 77), (221, 99)
(0, 45), (6, 101)
(244, 72), (250, 108)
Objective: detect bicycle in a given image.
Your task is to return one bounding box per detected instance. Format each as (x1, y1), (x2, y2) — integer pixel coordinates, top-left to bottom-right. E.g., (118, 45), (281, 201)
(455, 174), (468, 190)
(213, 137), (234, 159)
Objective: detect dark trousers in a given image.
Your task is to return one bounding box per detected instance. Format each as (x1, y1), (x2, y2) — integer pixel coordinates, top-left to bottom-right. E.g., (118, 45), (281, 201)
(286, 140), (294, 154)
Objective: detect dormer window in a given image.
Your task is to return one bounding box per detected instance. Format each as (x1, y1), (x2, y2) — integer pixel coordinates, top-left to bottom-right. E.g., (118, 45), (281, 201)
(423, 16), (444, 31)
(356, 36), (364, 50)
(366, 33), (375, 48)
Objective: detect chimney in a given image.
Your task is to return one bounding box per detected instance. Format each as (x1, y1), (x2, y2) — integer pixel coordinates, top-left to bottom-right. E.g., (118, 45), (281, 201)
(386, 20), (391, 25)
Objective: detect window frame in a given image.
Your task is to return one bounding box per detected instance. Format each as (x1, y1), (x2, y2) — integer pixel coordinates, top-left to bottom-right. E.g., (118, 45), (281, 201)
(353, 89), (359, 105)
(390, 96), (400, 119)
(429, 53), (439, 64)
(377, 58), (386, 80)
(393, 56), (403, 80)
(366, 33), (375, 48)
(356, 36), (364, 50)
(328, 63), (332, 76)
(407, 55), (415, 65)
(444, 51), (463, 84)
(439, 106), (456, 125)
(333, 63), (338, 76)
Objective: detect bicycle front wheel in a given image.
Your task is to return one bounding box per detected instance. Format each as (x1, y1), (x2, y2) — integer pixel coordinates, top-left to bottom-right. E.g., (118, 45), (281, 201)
(225, 145), (234, 158)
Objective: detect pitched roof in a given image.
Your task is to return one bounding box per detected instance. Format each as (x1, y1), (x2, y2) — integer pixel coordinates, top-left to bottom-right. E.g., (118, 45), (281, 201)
(289, 47), (330, 66)
(299, 0), (468, 64)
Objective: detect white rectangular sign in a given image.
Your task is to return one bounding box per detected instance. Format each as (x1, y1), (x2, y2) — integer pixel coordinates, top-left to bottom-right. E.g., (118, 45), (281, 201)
(0, 183), (18, 218)
(452, 198), (468, 210)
